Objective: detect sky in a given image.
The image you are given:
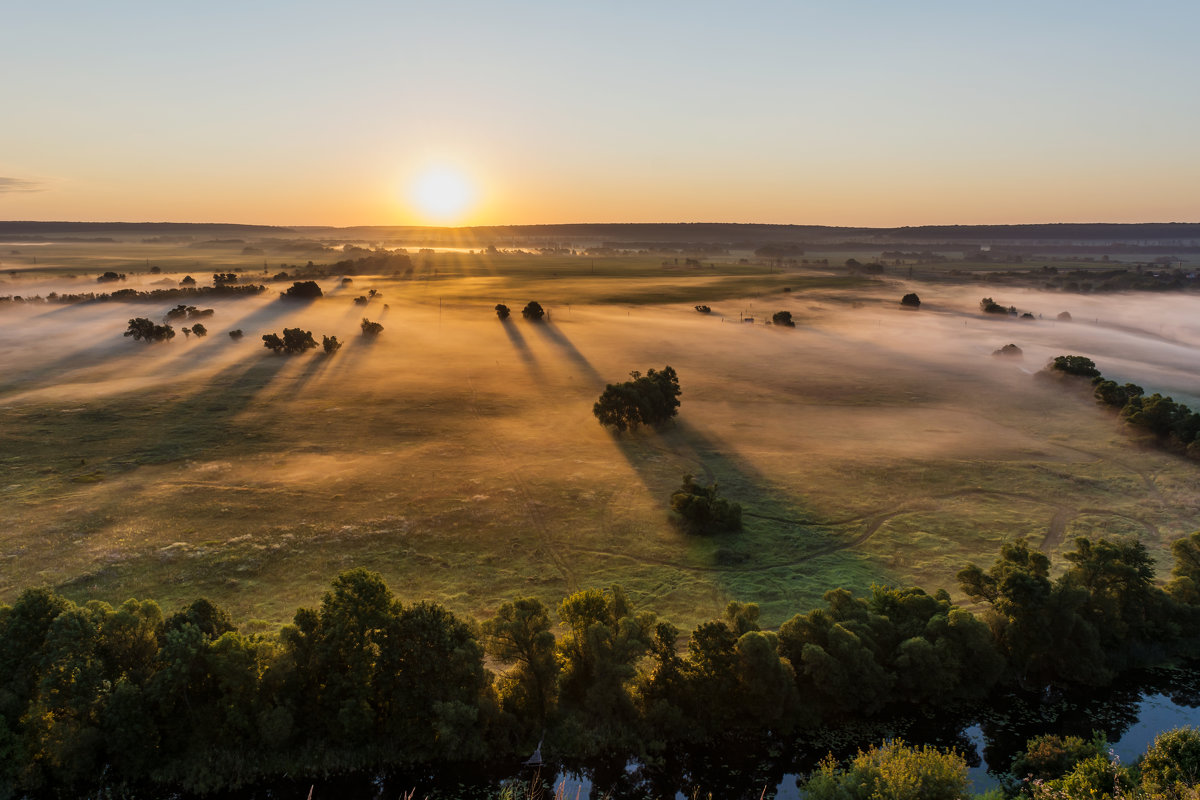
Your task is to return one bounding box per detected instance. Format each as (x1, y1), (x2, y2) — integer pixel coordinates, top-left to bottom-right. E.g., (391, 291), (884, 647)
(1, 1), (1198, 227)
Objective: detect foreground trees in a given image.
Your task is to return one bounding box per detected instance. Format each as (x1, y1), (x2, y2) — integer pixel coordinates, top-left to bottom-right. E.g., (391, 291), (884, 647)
(593, 366), (682, 432)
(5, 533), (1200, 795)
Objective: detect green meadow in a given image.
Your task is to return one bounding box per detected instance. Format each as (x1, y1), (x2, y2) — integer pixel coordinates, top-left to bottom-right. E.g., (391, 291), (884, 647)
(2, 242), (1199, 631)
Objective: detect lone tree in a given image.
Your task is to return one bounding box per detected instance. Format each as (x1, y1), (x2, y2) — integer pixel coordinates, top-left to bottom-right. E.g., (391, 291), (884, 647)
(262, 328), (317, 354)
(179, 275), (196, 286)
(670, 474), (742, 533)
(593, 366), (681, 432)
(495, 303), (511, 319)
(772, 310), (795, 327)
(190, 323), (208, 337)
(322, 335), (342, 354)
(228, 329), (244, 340)
(522, 301), (545, 321)
(360, 318), (384, 337)
(900, 293), (921, 308)
(992, 343), (1022, 358)
(282, 280), (323, 299)
(124, 318), (175, 342)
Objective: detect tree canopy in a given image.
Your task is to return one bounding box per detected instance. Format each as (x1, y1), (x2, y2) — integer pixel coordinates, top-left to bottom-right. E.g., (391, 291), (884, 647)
(592, 366), (681, 432)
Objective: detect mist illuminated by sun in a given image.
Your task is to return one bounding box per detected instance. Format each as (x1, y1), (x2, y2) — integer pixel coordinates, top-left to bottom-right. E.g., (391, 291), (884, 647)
(408, 165), (477, 224)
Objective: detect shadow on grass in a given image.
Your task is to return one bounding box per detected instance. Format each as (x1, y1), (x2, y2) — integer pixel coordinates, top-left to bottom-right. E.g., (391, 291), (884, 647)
(607, 416), (893, 618)
(500, 318), (542, 376)
(528, 320), (605, 388)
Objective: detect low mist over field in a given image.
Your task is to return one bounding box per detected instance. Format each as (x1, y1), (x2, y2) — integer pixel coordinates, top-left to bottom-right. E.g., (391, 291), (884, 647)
(4, 243), (1200, 630)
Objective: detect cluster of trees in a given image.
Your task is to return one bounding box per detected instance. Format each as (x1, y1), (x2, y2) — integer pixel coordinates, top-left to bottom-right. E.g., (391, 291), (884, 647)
(993, 343), (1023, 358)
(97, 271), (126, 283)
(6, 534), (1200, 795)
(593, 366), (682, 432)
(262, 328), (317, 354)
(669, 474), (742, 533)
(123, 318), (174, 342)
(1048, 355), (1200, 459)
(164, 304), (213, 321)
(282, 281), (323, 299)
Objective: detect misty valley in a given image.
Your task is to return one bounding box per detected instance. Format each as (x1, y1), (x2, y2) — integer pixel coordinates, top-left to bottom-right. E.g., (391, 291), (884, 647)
(4, 225), (1200, 798)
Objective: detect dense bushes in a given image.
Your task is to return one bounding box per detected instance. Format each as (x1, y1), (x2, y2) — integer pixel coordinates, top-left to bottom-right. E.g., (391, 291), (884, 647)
(593, 366), (682, 432)
(123, 317), (174, 342)
(670, 474), (742, 532)
(4, 534), (1200, 795)
(1046, 354), (1200, 459)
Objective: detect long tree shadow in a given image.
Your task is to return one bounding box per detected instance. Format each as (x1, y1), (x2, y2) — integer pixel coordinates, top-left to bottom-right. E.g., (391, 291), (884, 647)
(500, 318), (543, 377)
(607, 415), (891, 618)
(94, 348), (296, 471)
(527, 320), (606, 388)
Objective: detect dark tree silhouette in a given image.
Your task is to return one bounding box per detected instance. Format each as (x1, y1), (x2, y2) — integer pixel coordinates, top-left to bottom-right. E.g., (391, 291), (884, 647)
(495, 303), (510, 319)
(669, 474), (742, 533)
(360, 318), (383, 337)
(593, 366), (681, 432)
(900, 293), (921, 308)
(190, 323), (207, 337)
(322, 335), (342, 354)
(522, 301), (545, 321)
(228, 329), (244, 340)
(124, 318), (175, 342)
(772, 310), (795, 327)
(283, 281), (323, 299)
(992, 343), (1022, 358)
(262, 328), (317, 354)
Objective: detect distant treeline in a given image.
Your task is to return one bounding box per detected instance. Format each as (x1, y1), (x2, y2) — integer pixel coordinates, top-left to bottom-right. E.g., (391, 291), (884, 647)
(0, 283), (266, 306)
(4, 533), (1200, 796)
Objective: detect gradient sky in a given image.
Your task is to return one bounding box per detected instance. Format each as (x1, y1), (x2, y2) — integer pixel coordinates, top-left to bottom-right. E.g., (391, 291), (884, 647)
(2, 1), (1197, 227)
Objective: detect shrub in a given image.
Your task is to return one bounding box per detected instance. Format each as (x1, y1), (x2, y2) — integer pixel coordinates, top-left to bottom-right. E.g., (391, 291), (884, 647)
(670, 474), (741, 533)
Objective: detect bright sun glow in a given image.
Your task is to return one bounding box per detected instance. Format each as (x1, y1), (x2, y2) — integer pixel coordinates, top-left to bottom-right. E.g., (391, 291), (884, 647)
(409, 166), (476, 224)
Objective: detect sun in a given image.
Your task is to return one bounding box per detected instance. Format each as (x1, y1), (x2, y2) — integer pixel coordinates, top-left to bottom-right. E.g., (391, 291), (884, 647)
(409, 165), (476, 224)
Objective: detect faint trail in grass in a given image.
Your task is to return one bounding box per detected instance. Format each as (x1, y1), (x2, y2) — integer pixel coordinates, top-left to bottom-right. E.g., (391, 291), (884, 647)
(464, 376), (575, 592)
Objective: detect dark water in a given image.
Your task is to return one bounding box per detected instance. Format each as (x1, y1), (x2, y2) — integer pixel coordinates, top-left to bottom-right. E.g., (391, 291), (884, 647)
(220, 665), (1200, 799)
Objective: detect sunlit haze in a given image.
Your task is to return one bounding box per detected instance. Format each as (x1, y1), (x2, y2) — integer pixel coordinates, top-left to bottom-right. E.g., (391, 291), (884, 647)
(2, 1), (1198, 226)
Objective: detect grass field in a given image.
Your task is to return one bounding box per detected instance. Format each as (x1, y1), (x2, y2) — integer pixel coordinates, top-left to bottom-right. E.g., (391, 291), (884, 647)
(3, 243), (1200, 631)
